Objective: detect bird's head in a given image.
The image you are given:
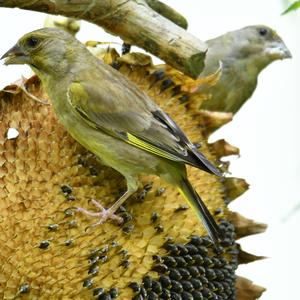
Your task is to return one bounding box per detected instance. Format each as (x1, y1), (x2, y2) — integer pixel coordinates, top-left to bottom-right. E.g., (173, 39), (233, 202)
(238, 25), (291, 62)
(1, 27), (84, 78)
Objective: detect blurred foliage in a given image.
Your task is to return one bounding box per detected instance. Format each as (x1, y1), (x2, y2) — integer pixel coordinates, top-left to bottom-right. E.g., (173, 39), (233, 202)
(282, 1), (300, 14)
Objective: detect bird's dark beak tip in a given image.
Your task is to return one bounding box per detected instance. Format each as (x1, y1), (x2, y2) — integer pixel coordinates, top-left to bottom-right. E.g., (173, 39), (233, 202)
(285, 49), (292, 59)
(0, 49), (10, 61)
(1, 44), (25, 64)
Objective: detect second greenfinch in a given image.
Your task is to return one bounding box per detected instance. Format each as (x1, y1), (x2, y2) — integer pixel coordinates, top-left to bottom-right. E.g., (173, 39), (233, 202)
(201, 25), (291, 113)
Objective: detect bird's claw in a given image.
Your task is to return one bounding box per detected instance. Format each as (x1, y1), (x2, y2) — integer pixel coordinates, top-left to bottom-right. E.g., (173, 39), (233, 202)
(76, 199), (123, 228)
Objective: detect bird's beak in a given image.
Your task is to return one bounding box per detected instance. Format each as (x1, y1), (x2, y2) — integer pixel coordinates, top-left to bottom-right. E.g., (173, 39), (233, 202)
(265, 40), (292, 60)
(1, 44), (30, 65)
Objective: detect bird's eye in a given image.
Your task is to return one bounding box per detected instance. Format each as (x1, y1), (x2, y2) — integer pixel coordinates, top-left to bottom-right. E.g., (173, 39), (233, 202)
(259, 28), (268, 36)
(26, 37), (40, 47)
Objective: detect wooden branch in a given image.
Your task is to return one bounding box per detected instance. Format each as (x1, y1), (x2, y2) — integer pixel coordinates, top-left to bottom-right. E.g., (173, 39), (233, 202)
(145, 0), (188, 29)
(0, 0), (207, 78)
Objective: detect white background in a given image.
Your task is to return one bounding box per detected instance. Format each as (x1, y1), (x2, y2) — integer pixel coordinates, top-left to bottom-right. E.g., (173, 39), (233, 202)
(0, 1), (299, 299)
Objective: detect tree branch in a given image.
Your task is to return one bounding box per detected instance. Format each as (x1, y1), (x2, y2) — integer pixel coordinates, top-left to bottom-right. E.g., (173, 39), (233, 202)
(0, 0), (206, 78)
(145, 0), (188, 29)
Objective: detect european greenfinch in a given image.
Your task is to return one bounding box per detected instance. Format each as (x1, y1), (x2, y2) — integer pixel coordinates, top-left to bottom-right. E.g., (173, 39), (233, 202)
(1, 28), (222, 243)
(200, 25), (291, 114)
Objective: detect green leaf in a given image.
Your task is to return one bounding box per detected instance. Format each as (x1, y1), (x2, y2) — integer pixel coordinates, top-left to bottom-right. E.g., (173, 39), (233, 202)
(282, 1), (300, 15)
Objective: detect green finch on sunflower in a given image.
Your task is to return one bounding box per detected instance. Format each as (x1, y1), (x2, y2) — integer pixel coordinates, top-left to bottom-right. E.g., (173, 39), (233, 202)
(2, 28), (222, 244)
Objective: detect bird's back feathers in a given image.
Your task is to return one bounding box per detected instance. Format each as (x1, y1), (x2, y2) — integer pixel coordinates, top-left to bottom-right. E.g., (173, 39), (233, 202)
(67, 67), (221, 176)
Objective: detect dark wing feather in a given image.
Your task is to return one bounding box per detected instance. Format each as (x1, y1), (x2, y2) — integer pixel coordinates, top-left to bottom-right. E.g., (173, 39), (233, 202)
(151, 110), (222, 175)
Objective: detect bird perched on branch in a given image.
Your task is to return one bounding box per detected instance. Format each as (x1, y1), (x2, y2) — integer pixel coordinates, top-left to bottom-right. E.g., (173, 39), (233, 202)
(200, 25), (291, 114)
(1, 28), (222, 243)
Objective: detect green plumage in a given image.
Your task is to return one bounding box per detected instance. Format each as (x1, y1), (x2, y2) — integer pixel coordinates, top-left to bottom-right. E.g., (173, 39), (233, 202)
(2, 28), (221, 243)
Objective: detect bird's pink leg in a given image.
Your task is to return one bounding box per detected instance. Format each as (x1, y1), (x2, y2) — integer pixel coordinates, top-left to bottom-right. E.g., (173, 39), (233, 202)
(76, 190), (134, 226)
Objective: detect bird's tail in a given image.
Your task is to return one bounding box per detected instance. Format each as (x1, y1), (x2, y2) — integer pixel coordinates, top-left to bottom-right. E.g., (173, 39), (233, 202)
(177, 177), (221, 244)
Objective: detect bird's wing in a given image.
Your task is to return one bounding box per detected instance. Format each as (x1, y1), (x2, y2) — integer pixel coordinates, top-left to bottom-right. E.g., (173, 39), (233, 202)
(67, 81), (221, 175)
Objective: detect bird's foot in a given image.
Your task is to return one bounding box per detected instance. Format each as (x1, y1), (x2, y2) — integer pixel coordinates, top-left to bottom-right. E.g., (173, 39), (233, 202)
(76, 199), (123, 227)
